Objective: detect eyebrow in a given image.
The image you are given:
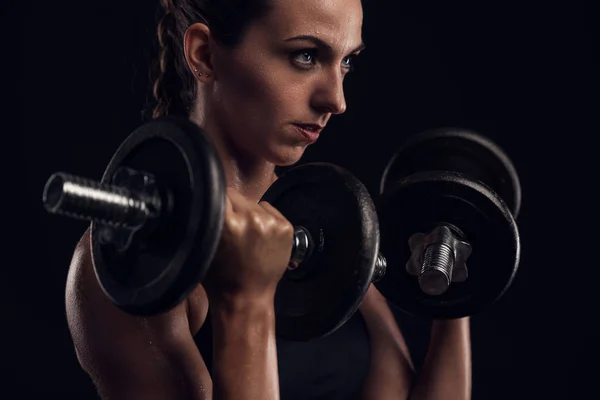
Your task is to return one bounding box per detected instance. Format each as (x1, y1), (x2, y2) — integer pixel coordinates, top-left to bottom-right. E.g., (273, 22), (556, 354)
(284, 35), (366, 54)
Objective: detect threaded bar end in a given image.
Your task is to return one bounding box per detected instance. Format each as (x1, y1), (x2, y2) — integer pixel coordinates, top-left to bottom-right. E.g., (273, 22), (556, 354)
(43, 172), (151, 228)
(419, 243), (455, 296)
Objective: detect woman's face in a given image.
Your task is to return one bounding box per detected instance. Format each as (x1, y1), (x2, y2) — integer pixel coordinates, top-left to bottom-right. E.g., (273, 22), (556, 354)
(210, 0), (364, 166)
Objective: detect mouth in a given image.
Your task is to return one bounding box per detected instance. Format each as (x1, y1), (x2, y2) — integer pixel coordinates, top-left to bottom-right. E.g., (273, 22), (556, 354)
(292, 123), (324, 143)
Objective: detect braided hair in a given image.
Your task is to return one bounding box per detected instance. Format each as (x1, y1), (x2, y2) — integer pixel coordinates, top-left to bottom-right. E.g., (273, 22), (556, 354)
(151, 0), (273, 119)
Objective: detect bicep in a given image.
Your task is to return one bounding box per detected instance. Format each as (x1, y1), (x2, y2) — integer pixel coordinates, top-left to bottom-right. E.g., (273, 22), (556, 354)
(359, 284), (414, 367)
(65, 229), (212, 400)
(359, 284), (415, 399)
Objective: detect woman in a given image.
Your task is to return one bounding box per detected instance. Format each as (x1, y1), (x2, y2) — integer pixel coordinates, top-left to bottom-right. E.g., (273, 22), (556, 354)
(65, 0), (472, 399)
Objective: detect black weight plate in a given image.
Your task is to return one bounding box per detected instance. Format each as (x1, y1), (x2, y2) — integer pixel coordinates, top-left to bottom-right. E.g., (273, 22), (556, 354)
(375, 171), (520, 319)
(261, 163), (379, 341)
(91, 116), (226, 316)
(380, 128), (522, 218)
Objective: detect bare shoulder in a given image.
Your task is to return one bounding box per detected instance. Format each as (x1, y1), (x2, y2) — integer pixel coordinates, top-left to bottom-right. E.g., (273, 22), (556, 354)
(65, 228), (188, 346)
(66, 229), (209, 333)
(65, 228), (212, 400)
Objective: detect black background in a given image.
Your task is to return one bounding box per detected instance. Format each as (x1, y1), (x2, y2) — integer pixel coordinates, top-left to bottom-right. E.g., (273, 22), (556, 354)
(4, 0), (595, 398)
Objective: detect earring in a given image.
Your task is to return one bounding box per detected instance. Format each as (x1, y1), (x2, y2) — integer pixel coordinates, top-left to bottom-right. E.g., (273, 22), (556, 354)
(194, 67), (211, 78)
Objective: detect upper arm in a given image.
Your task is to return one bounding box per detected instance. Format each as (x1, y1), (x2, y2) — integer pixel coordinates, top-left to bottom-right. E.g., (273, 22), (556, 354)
(65, 229), (212, 400)
(359, 284), (414, 365)
(358, 284), (415, 399)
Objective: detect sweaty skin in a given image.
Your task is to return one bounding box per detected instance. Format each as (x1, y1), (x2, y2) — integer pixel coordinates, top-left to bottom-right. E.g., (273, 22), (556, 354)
(65, 0), (471, 399)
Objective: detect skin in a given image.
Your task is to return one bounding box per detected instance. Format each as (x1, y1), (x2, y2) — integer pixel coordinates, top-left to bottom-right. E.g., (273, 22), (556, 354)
(186, 0), (361, 197)
(65, 0), (471, 399)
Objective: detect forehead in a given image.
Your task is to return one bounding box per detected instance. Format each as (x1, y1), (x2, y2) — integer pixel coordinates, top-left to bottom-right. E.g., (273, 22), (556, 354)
(264, 0), (364, 47)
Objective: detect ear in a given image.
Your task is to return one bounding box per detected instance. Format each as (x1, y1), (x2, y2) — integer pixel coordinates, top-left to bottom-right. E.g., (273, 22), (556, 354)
(184, 23), (214, 81)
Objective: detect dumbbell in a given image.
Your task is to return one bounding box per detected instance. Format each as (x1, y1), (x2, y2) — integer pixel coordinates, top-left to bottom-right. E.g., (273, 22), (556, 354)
(374, 128), (521, 319)
(42, 116), (386, 341)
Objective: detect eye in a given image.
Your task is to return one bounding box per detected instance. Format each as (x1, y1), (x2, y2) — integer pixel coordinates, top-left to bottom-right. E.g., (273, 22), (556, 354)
(291, 49), (318, 68)
(342, 55), (356, 71)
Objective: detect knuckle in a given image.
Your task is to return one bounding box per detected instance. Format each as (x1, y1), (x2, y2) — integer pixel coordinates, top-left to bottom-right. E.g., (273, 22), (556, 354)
(247, 211), (267, 232)
(279, 220), (294, 235)
(224, 213), (244, 235)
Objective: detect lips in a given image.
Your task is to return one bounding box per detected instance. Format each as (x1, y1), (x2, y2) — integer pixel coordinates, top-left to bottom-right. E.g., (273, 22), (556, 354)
(293, 123), (324, 143)
(295, 123), (324, 132)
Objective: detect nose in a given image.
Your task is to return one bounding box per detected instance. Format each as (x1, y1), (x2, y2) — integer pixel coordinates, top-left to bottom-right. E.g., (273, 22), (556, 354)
(311, 69), (347, 115)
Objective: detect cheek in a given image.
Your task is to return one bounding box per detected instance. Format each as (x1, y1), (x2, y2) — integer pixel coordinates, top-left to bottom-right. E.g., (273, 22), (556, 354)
(216, 56), (306, 131)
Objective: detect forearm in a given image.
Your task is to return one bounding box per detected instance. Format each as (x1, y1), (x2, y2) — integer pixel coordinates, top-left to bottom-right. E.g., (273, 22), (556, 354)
(210, 296), (279, 400)
(409, 318), (472, 400)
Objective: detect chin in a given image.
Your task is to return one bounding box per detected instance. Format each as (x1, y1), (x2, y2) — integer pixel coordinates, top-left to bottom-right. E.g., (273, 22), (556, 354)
(268, 146), (307, 167)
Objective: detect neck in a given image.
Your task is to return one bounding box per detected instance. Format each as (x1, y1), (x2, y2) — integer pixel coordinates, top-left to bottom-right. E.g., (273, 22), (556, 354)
(190, 105), (278, 203)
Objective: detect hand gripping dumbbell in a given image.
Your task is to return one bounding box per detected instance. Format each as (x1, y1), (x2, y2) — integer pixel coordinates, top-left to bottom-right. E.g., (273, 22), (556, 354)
(374, 128), (521, 318)
(42, 116), (387, 341)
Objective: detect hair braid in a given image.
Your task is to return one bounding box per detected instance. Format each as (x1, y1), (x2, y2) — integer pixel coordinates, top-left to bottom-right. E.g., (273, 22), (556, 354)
(147, 0), (273, 120)
(152, 1), (193, 118)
